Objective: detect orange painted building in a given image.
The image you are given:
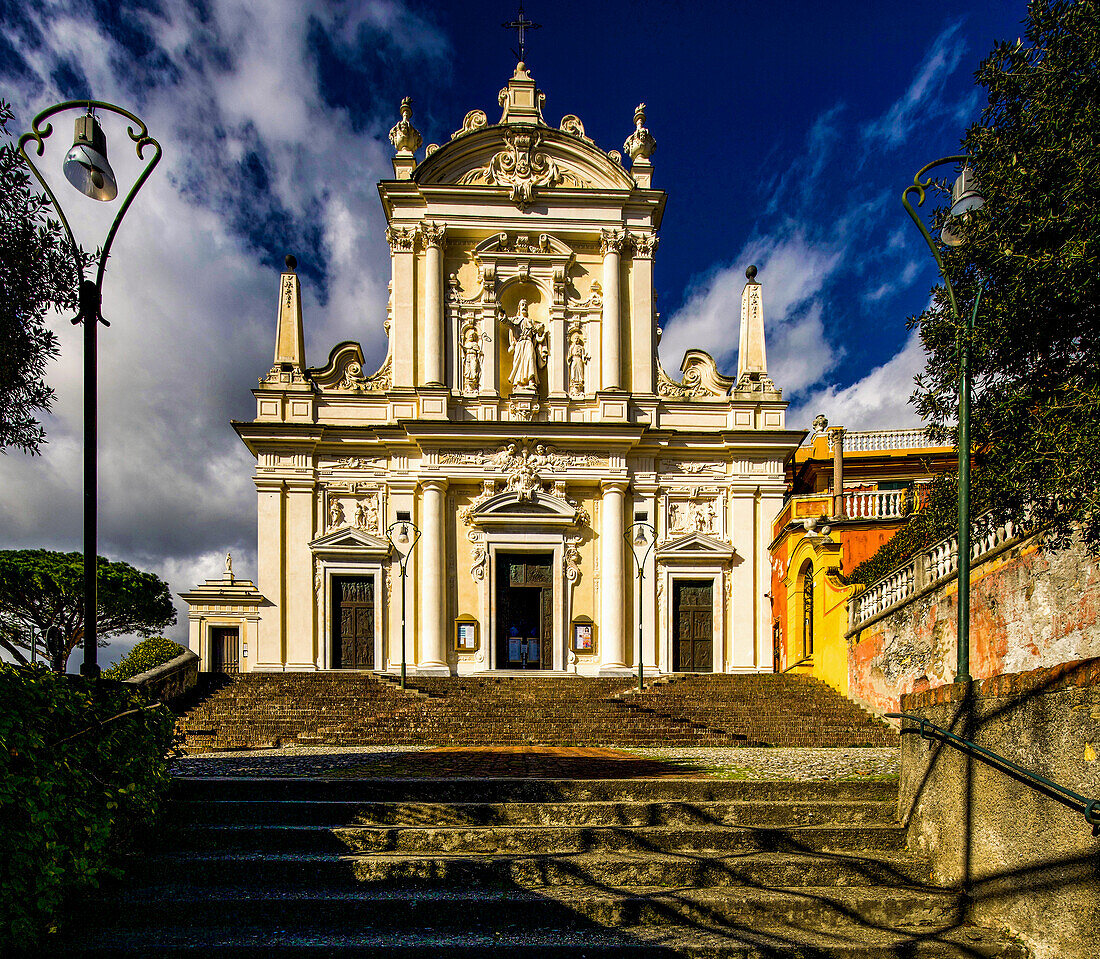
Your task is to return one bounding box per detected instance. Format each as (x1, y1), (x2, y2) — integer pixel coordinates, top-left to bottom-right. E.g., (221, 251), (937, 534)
(768, 424), (954, 695)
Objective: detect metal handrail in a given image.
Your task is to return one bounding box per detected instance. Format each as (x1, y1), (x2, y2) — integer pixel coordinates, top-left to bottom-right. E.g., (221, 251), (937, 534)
(887, 711), (1100, 836)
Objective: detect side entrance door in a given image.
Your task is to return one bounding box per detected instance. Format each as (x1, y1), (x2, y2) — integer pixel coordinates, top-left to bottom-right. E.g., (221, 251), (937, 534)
(333, 576), (375, 669)
(673, 579), (713, 672)
(210, 626), (239, 674)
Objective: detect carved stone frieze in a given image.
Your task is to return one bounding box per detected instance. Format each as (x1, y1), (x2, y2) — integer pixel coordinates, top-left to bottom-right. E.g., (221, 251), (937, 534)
(658, 460), (725, 475)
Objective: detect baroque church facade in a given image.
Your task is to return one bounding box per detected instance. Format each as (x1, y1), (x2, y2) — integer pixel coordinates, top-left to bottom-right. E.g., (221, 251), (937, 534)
(184, 63), (800, 677)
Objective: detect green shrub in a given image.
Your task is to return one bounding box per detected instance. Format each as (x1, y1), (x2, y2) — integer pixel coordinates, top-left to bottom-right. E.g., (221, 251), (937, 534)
(103, 636), (187, 682)
(0, 665), (177, 952)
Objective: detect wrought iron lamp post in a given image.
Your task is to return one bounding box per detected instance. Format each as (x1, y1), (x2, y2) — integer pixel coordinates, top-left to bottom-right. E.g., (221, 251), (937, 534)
(387, 520), (421, 689)
(902, 156), (986, 685)
(18, 101), (161, 679)
(625, 521), (656, 691)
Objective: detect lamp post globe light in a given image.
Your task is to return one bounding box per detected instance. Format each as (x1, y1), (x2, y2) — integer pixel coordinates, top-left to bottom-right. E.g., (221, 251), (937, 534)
(18, 101), (161, 679)
(387, 520), (421, 689)
(902, 156), (986, 685)
(624, 521), (656, 691)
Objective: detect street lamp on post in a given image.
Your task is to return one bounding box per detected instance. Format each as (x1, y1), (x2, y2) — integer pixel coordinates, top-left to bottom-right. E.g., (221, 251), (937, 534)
(18, 101), (161, 680)
(625, 522), (656, 692)
(387, 520), (421, 689)
(902, 155), (986, 686)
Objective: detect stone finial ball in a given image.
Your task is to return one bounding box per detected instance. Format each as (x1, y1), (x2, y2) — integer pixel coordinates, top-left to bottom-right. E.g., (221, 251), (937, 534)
(746, 264), (758, 280)
(285, 254), (298, 271)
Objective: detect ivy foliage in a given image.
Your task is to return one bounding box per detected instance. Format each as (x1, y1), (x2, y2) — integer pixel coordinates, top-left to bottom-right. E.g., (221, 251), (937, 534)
(911, 0), (1100, 549)
(104, 636), (187, 682)
(0, 550), (177, 674)
(0, 665), (177, 953)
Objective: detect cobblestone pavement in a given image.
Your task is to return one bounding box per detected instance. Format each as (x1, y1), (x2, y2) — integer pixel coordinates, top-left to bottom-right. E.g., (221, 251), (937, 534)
(171, 745), (899, 781)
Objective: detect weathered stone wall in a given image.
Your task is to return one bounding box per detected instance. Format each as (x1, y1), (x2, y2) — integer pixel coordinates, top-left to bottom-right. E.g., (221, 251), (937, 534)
(125, 649), (199, 705)
(849, 534), (1100, 713)
(898, 659), (1100, 959)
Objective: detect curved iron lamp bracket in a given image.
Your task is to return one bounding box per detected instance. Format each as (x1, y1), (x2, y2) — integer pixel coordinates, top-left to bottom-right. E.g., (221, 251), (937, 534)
(901, 154), (969, 321)
(17, 100), (162, 320)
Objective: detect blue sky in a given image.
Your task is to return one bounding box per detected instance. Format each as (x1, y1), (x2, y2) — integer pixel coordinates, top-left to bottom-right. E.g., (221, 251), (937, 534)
(0, 0), (1031, 663)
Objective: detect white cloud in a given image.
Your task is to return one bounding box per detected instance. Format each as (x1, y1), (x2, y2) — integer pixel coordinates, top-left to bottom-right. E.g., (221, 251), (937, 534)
(0, 1), (449, 669)
(659, 229), (843, 395)
(861, 20), (968, 148)
(788, 330), (927, 431)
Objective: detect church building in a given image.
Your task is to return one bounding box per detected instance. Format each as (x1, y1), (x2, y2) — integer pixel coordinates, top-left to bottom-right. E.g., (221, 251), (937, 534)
(184, 62), (801, 677)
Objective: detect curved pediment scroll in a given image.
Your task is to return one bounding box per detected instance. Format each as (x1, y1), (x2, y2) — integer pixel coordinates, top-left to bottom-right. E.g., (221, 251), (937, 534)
(657, 349), (733, 400)
(413, 126), (636, 198)
(310, 342), (391, 394)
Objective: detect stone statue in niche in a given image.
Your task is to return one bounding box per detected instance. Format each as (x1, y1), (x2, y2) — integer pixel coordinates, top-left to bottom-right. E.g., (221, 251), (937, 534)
(460, 321), (482, 393)
(501, 299), (547, 391)
(328, 498), (345, 530)
(567, 322), (588, 396)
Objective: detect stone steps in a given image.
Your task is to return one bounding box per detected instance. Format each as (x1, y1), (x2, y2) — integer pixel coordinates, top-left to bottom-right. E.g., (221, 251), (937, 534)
(56, 775), (1027, 957)
(177, 673), (897, 752)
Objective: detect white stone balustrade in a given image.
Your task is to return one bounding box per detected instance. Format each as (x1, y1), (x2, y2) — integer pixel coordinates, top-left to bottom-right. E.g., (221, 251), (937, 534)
(843, 429), (936, 452)
(843, 489), (906, 519)
(849, 511), (1022, 633)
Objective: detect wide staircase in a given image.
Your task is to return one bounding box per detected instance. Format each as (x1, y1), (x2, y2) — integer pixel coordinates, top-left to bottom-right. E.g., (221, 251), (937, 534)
(177, 673), (896, 752)
(61, 774), (1027, 956)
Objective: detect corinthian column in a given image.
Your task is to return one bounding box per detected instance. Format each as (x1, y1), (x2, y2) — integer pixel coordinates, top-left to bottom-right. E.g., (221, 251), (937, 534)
(600, 229), (626, 391)
(421, 222), (446, 386)
(600, 480), (628, 669)
(418, 479), (448, 672)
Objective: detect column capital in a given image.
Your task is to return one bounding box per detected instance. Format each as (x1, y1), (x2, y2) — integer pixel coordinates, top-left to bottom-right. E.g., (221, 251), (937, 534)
(386, 226), (417, 254)
(600, 228), (628, 256)
(419, 477), (449, 494)
(600, 478), (630, 494)
(629, 232), (659, 259)
(420, 220), (447, 249)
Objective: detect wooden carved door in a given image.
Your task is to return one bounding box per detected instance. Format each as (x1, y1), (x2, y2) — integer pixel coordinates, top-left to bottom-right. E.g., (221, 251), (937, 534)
(673, 580), (713, 672)
(334, 577), (374, 669)
(210, 627), (239, 674)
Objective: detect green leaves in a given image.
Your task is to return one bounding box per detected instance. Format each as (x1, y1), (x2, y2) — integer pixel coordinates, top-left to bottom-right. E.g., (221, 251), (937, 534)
(104, 636), (187, 681)
(911, 0), (1100, 550)
(0, 665), (176, 952)
(0, 550), (177, 673)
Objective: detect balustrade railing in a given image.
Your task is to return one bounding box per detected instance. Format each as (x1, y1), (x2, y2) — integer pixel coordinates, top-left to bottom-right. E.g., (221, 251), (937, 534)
(849, 512), (1021, 633)
(844, 428), (937, 452)
(843, 488), (905, 519)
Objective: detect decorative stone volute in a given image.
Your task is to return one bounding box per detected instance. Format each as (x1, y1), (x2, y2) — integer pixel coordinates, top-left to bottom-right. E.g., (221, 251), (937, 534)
(498, 62), (547, 125)
(388, 97), (421, 179)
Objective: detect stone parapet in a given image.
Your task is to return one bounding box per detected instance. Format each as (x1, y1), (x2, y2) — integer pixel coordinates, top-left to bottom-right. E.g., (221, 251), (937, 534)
(898, 657), (1100, 959)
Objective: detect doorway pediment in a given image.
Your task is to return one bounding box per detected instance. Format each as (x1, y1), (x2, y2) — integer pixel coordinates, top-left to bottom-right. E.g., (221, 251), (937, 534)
(468, 489), (584, 531)
(657, 531), (737, 565)
(309, 526), (391, 558)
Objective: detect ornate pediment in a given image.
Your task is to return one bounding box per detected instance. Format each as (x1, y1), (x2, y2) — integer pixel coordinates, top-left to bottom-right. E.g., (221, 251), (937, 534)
(467, 488), (586, 530)
(310, 342), (391, 394)
(309, 526), (391, 557)
(657, 531), (738, 564)
(413, 126), (636, 201)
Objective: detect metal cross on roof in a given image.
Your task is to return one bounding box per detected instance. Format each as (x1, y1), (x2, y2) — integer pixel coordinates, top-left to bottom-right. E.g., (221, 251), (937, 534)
(503, 3), (541, 63)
